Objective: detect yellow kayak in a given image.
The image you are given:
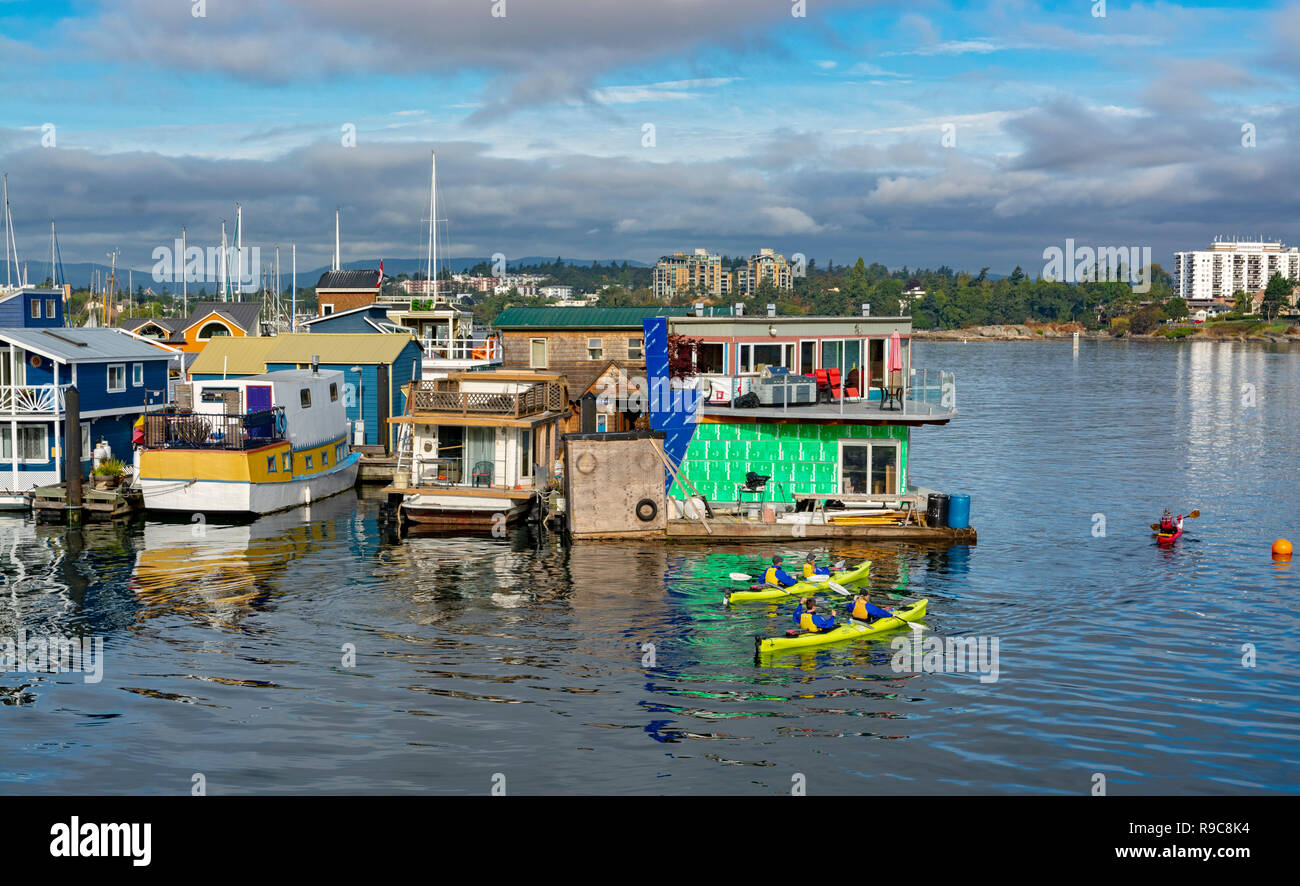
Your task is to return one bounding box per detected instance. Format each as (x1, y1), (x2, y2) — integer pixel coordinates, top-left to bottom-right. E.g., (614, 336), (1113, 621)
(723, 561), (871, 606)
(755, 598), (928, 655)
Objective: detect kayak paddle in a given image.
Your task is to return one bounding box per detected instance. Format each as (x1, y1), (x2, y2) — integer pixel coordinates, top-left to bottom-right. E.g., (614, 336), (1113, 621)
(1149, 509), (1200, 531)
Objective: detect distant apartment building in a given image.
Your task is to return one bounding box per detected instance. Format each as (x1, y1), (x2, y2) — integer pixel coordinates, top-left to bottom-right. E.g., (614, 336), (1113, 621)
(399, 278), (439, 296)
(735, 248), (794, 295)
(654, 249), (732, 299)
(1174, 239), (1300, 307)
(540, 285), (574, 299)
(449, 275), (500, 293)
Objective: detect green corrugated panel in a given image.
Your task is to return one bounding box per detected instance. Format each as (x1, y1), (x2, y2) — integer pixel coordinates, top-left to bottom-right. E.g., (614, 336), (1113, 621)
(770, 461), (794, 482)
(693, 423), (716, 442)
(492, 305), (692, 329)
(724, 440), (746, 460)
(757, 423), (777, 440)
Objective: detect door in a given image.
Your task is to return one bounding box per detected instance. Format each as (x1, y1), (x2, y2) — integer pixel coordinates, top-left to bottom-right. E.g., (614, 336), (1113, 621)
(799, 340), (816, 376)
(246, 384), (272, 413)
(838, 439), (901, 495)
(375, 365), (390, 452)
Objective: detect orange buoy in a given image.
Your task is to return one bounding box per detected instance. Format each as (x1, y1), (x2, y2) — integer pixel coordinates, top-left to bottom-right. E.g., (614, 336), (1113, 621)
(1273, 539), (1293, 558)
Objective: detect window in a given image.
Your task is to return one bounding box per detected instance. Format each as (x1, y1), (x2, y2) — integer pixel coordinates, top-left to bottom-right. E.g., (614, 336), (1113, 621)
(81, 423), (91, 459)
(305, 455), (314, 470)
(529, 338), (548, 369)
(696, 343), (725, 374)
(739, 343), (793, 373)
(587, 338), (603, 360)
(132, 363), (143, 387)
(197, 322), (232, 339)
(627, 338), (643, 360)
(45, 299), (56, 318)
(329, 383), (339, 401)
(1, 426), (48, 463)
(596, 413), (608, 433)
(300, 388), (312, 408)
(30, 300), (40, 319)
(520, 429), (532, 478)
(267, 455), (277, 473)
(282, 452), (291, 473)
(322, 304), (334, 316)
(107, 364), (126, 392)
(839, 440), (901, 496)
(321, 449), (328, 466)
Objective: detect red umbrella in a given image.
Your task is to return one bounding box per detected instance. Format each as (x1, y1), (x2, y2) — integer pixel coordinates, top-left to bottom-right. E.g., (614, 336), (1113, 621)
(888, 329), (903, 373)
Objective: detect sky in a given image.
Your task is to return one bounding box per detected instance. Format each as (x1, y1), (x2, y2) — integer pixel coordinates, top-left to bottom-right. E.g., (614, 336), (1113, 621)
(0, 0), (1296, 280)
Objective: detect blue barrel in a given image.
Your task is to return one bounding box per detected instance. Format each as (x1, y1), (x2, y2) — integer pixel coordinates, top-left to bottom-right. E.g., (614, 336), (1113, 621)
(947, 493), (971, 530)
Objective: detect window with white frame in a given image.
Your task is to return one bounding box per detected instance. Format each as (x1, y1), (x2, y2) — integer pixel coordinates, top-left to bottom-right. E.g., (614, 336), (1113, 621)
(45, 299), (56, 318)
(627, 338), (643, 360)
(529, 338), (548, 368)
(1, 425), (48, 463)
(738, 343), (794, 373)
(107, 364), (126, 392)
(132, 363), (143, 387)
(30, 300), (40, 319)
(838, 439), (901, 496)
(81, 423), (91, 459)
(587, 338), (603, 360)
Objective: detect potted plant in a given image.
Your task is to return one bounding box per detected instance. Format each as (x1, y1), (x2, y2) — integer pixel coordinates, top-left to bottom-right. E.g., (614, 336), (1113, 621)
(92, 457), (126, 490)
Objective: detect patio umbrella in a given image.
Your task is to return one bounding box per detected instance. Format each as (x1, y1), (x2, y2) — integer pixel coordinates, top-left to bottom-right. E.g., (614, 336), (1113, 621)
(889, 329), (903, 373)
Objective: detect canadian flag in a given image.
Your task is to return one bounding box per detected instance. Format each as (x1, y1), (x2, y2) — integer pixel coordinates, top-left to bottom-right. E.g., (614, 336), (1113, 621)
(378, 260), (384, 287)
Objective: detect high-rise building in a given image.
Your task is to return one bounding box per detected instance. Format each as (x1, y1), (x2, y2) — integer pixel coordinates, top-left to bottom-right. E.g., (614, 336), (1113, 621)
(1174, 238), (1300, 307)
(653, 249), (732, 298)
(736, 248), (793, 295)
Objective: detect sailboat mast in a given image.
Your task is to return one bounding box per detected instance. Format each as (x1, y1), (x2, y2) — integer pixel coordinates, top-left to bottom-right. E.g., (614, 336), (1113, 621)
(334, 209), (340, 271)
(220, 219), (228, 303)
(3, 174), (11, 288)
(181, 226), (188, 317)
(436, 151), (441, 303)
(235, 203), (242, 300)
(291, 243), (297, 333)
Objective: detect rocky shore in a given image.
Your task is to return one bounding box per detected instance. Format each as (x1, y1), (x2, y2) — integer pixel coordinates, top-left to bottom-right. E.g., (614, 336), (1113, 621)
(912, 323), (1300, 343)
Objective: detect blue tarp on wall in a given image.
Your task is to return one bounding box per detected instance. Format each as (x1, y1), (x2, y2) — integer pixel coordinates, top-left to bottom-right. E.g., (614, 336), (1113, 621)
(642, 317), (701, 492)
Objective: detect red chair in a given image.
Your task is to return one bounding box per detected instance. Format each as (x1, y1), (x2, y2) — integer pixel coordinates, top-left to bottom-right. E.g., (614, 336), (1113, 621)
(844, 368), (860, 400)
(826, 368), (843, 401)
(814, 369), (831, 402)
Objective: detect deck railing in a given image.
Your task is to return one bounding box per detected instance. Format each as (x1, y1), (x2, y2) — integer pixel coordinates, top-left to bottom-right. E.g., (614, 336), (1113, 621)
(0, 384), (67, 414)
(410, 379), (565, 417)
(143, 407), (286, 450)
(421, 338), (501, 362)
(694, 368), (956, 416)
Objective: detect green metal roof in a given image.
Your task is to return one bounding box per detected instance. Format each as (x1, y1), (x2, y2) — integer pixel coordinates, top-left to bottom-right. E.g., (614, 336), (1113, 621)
(492, 306), (693, 329)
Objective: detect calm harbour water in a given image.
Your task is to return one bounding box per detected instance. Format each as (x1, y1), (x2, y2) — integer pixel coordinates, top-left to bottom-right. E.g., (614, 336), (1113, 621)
(2, 339), (1298, 795)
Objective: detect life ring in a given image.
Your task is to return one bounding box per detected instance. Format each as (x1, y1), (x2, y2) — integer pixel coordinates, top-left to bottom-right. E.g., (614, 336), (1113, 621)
(576, 452), (598, 474)
(635, 498), (658, 522)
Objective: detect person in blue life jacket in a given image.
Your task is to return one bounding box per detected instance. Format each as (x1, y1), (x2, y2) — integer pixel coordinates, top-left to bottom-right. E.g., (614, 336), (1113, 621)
(764, 555), (798, 588)
(846, 591), (893, 623)
(792, 597), (837, 633)
(802, 552), (831, 580)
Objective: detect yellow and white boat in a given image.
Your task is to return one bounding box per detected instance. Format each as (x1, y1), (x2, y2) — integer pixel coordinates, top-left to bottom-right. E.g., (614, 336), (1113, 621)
(137, 369), (359, 515)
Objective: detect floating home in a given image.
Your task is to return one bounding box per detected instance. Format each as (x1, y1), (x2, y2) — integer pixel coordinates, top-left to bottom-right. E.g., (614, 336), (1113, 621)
(0, 328), (177, 506)
(558, 312), (973, 542)
(384, 370), (568, 528)
(137, 368), (360, 515)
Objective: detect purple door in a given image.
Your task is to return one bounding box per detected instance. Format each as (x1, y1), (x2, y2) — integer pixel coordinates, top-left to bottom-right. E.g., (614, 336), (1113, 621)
(246, 384), (272, 413)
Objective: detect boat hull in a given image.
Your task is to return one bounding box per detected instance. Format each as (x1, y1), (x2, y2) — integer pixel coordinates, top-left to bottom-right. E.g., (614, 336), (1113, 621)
(400, 489), (532, 528)
(139, 456), (359, 516)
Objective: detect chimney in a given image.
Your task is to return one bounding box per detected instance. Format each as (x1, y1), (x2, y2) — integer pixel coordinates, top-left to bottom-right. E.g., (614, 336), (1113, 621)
(312, 355), (320, 375)
(766, 303), (776, 317)
(735, 303), (744, 316)
(694, 302), (704, 317)
(862, 303), (870, 317)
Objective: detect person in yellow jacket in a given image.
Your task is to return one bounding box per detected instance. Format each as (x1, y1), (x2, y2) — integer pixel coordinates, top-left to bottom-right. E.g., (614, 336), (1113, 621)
(846, 591), (893, 623)
(792, 597), (837, 633)
(801, 552), (831, 580)
(763, 555), (798, 587)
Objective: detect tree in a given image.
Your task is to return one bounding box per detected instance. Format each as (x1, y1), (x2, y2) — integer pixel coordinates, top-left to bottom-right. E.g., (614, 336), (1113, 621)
(1163, 297), (1189, 321)
(666, 333), (703, 379)
(1129, 304), (1162, 334)
(1261, 273), (1292, 320)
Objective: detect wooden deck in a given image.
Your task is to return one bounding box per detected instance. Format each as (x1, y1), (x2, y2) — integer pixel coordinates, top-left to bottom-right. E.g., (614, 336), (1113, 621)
(31, 483), (142, 522)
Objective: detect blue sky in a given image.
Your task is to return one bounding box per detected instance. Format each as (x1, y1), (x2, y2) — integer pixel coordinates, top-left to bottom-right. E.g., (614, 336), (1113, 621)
(0, 0), (1296, 277)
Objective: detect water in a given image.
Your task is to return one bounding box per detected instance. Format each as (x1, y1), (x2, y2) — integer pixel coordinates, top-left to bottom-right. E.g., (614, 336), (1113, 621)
(2, 339), (1297, 795)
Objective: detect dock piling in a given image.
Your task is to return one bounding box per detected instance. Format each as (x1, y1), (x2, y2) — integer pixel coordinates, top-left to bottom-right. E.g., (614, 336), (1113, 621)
(64, 385), (82, 528)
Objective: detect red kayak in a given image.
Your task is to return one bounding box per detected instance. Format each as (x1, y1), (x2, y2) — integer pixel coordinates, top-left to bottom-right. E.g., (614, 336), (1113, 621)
(1155, 526), (1183, 545)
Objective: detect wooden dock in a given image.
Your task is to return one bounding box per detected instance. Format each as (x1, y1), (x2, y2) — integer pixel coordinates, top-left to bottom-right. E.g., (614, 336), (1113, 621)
(32, 483), (143, 522)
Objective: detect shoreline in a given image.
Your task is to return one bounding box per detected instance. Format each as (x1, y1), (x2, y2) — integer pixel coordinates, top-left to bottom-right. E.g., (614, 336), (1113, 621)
(912, 324), (1300, 343)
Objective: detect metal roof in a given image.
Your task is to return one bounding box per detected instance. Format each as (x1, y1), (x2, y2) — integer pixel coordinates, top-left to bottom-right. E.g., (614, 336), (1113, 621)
(315, 269), (382, 290)
(492, 306), (692, 329)
(190, 333), (419, 376)
(0, 327), (179, 363)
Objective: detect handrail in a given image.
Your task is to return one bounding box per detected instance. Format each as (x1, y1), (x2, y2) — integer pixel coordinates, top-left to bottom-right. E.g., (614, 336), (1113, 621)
(0, 384), (68, 414)
(409, 379), (562, 417)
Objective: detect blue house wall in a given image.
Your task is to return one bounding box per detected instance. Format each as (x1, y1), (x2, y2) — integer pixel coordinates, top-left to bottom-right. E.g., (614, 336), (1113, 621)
(0, 290), (64, 327)
(302, 306), (390, 334)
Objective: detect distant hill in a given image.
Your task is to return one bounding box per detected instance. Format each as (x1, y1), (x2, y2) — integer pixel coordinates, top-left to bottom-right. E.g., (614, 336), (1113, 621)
(308, 257), (653, 280)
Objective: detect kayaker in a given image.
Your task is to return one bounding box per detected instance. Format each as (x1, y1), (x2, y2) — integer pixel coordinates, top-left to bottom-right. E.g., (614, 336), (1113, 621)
(764, 556), (798, 588)
(792, 597), (837, 634)
(802, 552), (830, 579)
(1158, 509), (1183, 535)
(846, 592), (893, 623)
